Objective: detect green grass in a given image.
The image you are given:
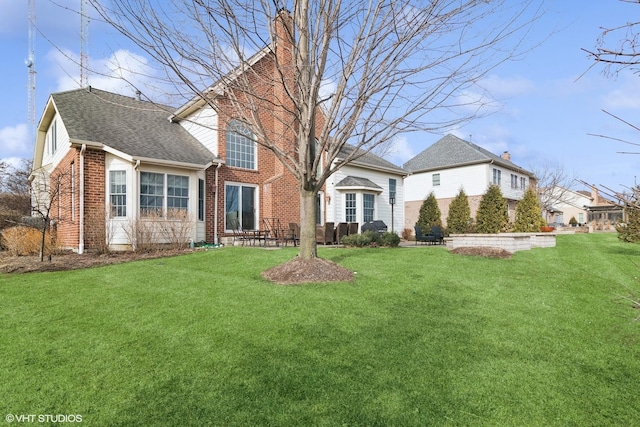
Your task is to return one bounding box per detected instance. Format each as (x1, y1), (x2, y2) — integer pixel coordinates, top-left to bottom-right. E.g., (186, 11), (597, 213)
(1, 233), (639, 426)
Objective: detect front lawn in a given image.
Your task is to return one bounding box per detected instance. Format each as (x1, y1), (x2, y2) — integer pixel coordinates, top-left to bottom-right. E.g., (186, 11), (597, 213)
(1, 234), (639, 426)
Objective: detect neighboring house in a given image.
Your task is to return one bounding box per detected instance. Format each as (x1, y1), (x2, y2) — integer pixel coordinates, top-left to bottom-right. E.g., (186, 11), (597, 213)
(541, 185), (624, 229)
(403, 134), (536, 230)
(325, 145), (406, 233)
(31, 11), (406, 251)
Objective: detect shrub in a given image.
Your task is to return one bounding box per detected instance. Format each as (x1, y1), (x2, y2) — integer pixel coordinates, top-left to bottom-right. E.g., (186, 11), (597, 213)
(476, 184), (509, 233)
(1, 226), (55, 256)
(512, 187), (546, 232)
(446, 188), (472, 234)
(380, 231), (400, 247)
(342, 230), (381, 247)
(401, 228), (412, 240)
(569, 216), (578, 226)
(417, 192), (442, 231)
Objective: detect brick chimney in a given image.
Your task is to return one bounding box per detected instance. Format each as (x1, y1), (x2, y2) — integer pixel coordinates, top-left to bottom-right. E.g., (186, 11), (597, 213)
(501, 151), (511, 161)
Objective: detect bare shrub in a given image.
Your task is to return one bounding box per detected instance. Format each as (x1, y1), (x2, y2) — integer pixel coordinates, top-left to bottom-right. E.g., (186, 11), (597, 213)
(160, 209), (193, 249)
(85, 206), (116, 254)
(1, 226), (56, 256)
(401, 228), (413, 240)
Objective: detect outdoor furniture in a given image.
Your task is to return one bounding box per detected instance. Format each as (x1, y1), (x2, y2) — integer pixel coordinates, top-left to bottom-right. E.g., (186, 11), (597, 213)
(316, 222), (335, 244)
(335, 222), (349, 244)
(361, 220), (387, 234)
(227, 214), (250, 246)
(262, 217), (284, 246)
(414, 225), (436, 245)
(347, 222), (359, 235)
(284, 223), (300, 247)
(431, 225), (445, 245)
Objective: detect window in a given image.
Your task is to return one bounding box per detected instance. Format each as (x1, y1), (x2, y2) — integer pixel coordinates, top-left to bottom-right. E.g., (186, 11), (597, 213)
(198, 179), (205, 221)
(315, 193), (323, 225)
(578, 213), (584, 223)
(511, 174), (518, 189)
(520, 177), (526, 190)
(389, 178), (397, 203)
(345, 193), (357, 222)
(167, 174), (189, 211)
(363, 194), (375, 222)
(225, 184), (256, 230)
(140, 172), (164, 215)
(493, 168), (501, 185)
(226, 120), (256, 169)
(110, 170), (127, 217)
(51, 120), (57, 153)
(433, 173), (440, 186)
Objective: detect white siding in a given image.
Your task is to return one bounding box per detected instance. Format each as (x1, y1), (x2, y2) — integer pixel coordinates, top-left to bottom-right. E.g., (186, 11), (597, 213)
(104, 154), (203, 247)
(405, 163), (528, 202)
(180, 106), (219, 156)
(327, 164), (404, 233)
(42, 114), (71, 168)
(404, 164), (488, 201)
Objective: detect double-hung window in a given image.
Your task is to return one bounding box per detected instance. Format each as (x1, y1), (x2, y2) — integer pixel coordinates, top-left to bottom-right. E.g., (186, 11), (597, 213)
(110, 170), (127, 217)
(167, 175), (189, 211)
(363, 194), (375, 223)
(226, 120), (256, 169)
(511, 174), (518, 189)
(345, 193), (357, 222)
(198, 179), (205, 221)
(433, 173), (441, 186)
(140, 172), (164, 215)
(493, 168), (501, 185)
(520, 177), (526, 190)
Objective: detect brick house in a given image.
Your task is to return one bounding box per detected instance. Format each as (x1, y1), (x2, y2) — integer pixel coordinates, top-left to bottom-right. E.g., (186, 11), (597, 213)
(31, 12), (405, 251)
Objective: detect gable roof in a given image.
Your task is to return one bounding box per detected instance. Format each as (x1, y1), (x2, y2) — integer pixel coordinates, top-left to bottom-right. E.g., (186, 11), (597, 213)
(337, 144), (406, 176)
(403, 134), (533, 176)
(44, 88), (218, 167)
(335, 176), (383, 191)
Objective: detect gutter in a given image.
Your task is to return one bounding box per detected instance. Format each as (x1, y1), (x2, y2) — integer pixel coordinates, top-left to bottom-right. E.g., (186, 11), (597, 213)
(78, 144), (86, 254)
(214, 162), (221, 245)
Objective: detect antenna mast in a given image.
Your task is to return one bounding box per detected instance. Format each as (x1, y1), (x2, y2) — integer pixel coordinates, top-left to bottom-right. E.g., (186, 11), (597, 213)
(80, 0), (89, 87)
(27, 0), (36, 139)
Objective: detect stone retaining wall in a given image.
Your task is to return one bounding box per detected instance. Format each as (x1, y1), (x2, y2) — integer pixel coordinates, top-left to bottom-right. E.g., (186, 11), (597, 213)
(446, 233), (556, 253)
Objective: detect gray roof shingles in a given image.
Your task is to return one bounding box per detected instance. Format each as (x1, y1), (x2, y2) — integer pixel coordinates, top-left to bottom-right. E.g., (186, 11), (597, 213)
(337, 144), (406, 174)
(403, 134), (533, 176)
(51, 88), (217, 166)
(335, 176), (382, 189)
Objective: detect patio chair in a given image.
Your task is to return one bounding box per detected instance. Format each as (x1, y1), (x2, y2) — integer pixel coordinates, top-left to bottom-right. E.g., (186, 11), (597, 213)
(284, 223), (300, 247)
(316, 222), (335, 244)
(335, 222), (349, 244)
(347, 222), (359, 236)
(262, 217), (284, 246)
(414, 225), (436, 245)
(227, 213), (250, 246)
(431, 225), (445, 245)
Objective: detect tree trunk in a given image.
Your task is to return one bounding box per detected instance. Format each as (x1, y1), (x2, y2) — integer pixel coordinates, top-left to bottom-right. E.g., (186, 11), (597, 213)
(39, 220), (47, 262)
(298, 187), (318, 260)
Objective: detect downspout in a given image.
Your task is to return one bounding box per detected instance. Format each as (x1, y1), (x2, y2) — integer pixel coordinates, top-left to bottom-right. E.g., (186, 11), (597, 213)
(78, 144), (86, 254)
(214, 162), (221, 245)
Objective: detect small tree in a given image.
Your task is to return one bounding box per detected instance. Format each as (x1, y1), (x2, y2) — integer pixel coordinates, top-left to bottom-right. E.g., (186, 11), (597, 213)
(513, 187), (546, 232)
(446, 188), (472, 234)
(417, 192), (441, 231)
(30, 167), (69, 261)
(476, 185), (509, 234)
(616, 185), (640, 243)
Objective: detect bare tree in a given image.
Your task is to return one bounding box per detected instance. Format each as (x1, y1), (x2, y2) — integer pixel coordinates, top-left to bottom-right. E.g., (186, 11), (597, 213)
(0, 159), (32, 229)
(529, 162), (577, 223)
(30, 167), (70, 262)
(89, 0), (543, 261)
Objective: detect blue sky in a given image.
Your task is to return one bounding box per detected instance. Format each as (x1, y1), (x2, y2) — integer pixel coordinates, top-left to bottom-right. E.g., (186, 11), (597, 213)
(1, 1), (639, 194)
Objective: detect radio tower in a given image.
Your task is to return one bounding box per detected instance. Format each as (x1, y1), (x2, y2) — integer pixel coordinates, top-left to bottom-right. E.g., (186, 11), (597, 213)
(27, 0), (36, 139)
(80, 0), (89, 87)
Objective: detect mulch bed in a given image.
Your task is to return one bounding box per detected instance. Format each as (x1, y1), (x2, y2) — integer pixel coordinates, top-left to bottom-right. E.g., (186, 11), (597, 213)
(262, 256), (354, 285)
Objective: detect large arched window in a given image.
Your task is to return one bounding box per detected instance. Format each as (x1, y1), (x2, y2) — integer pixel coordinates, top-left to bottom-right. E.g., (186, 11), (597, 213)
(226, 120), (256, 169)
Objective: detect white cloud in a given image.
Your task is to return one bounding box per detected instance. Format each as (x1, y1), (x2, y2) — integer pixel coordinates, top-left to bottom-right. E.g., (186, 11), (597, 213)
(0, 124), (30, 159)
(387, 136), (416, 165)
(602, 74), (640, 110)
(480, 74), (536, 98)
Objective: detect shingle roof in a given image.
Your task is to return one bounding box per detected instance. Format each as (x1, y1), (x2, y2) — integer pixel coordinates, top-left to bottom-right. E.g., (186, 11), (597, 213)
(335, 176), (383, 190)
(403, 134), (533, 176)
(51, 88), (217, 166)
(337, 144), (406, 175)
